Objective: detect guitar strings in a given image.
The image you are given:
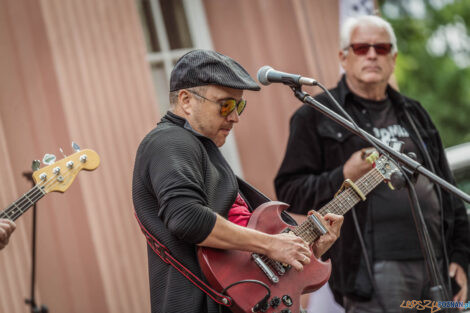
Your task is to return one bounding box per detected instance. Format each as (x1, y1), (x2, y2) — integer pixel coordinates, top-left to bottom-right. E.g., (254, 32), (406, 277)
(318, 168), (383, 217)
(1, 170), (68, 220)
(255, 168), (385, 275)
(1, 164), (83, 220)
(7, 167), (79, 220)
(0, 185), (48, 220)
(14, 166), (81, 218)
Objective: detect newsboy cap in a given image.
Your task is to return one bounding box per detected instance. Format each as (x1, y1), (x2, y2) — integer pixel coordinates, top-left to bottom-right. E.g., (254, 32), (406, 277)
(170, 49), (261, 92)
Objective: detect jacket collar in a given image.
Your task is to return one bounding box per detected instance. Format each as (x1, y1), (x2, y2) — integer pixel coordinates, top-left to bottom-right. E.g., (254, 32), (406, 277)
(161, 111), (208, 139)
(336, 74), (407, 109)
(161, 110), (187, 127)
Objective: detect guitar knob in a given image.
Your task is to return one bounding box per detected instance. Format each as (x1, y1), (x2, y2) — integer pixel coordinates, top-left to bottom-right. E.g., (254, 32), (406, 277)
(270, 297), (281, 308)
(280, 309), (292, 313)
(281, 295), (293, 307)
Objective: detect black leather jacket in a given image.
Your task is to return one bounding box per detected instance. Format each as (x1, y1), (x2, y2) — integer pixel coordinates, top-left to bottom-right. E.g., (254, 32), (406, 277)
(275, 76), (469, 301)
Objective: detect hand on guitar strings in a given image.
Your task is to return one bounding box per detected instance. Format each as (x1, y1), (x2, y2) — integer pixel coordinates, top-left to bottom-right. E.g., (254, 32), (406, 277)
(264, 232), (312, 272)
(0, 219), (16, 250)
(309, 211), (343, 258)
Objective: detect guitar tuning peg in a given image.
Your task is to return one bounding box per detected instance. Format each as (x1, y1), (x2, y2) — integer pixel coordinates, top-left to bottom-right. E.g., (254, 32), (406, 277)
(366, 151), (379, 164)
(72, 142), (80, 152)
(31, 160), (41, 172)
(59, 148), (67, 158)
(42, 153), (56, 165)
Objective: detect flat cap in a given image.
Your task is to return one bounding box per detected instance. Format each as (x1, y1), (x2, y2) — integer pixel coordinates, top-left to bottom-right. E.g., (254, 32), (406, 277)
(170, 49), (261, 92)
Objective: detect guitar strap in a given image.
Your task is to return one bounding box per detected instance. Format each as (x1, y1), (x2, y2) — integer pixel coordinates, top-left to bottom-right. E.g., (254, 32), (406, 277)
(133, 212), (233, 308)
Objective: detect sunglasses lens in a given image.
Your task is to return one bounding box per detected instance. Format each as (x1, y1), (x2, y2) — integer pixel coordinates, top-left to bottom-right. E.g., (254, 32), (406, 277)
(351, 44), (370, 55)
(350, 43), (392, 55)
(374, 43), (392, 55)
(220, 100), (236, 117)
(237, 100), (246, 116)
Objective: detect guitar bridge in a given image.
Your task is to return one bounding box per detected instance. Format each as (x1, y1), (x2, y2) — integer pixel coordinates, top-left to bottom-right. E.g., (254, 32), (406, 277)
(267, 259), (287, 275)
(252, 253), (279, 283)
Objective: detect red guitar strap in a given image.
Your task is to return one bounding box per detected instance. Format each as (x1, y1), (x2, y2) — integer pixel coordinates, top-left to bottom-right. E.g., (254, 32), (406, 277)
(134, 213), (233, 308)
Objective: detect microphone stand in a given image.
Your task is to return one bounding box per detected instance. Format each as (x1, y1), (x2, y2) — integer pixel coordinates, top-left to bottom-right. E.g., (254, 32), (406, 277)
(289, 86), (470, 204)
(23, 171), (49, 313)
(289, 85), (469, 308)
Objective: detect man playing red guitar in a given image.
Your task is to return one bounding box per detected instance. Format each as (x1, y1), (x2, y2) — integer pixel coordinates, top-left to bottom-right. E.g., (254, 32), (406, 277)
(132, 50), (343, 313)
(0, 218), (16, 250)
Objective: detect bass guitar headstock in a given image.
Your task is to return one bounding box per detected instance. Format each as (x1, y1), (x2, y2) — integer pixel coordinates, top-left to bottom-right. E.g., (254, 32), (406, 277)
(32, 148), (100, 193)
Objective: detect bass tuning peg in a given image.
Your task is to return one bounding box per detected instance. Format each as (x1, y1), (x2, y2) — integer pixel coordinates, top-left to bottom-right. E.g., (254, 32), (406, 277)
(31, 160), (41, 171)
(72, 141), (80, 152)
(42, 154), (56, 165)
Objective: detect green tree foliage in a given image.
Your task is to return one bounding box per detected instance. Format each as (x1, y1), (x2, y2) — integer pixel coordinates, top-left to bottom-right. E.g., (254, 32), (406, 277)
(379, 0), (470, 147)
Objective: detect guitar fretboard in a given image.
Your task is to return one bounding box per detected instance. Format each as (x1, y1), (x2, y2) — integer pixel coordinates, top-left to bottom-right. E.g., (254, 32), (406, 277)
(0, 185), (46, 221)
(293, 167), (384, 245)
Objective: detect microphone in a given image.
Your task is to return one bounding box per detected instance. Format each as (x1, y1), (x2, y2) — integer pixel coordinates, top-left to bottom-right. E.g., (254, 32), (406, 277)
(257, 66), (317, 87)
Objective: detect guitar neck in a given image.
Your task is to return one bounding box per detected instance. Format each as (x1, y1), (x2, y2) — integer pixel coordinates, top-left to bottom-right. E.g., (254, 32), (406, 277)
(0, 185), (46, 221)
(293, 167), (384, 245)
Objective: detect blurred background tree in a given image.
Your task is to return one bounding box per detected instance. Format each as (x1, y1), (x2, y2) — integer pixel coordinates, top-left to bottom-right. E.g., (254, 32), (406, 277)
(379, 0), (470, 147)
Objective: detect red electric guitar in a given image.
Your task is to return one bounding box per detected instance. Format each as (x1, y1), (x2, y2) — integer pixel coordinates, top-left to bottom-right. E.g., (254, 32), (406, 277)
(198, 154), (399, 313)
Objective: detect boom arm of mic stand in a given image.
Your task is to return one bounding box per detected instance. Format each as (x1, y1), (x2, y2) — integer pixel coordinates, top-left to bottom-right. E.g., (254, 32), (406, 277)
(292, 88), (470, 205)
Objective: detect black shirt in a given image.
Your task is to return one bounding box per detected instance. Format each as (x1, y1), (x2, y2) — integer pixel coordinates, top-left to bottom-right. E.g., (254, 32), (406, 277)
(275, 75), (469, 300)
(354, 95), (442, 260)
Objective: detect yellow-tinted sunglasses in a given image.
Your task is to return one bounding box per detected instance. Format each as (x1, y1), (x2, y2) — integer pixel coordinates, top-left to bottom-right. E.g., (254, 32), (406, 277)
(188, 90), (247, 117)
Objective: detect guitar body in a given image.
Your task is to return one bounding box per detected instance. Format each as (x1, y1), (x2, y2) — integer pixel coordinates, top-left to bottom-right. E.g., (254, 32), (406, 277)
(198, 201), (331, 313)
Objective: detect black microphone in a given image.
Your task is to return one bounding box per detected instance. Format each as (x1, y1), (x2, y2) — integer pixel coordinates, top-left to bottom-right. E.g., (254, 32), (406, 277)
(257, 66), (317, 87)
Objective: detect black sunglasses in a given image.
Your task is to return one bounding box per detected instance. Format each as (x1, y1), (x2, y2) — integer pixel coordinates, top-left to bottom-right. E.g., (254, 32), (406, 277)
(349, 43), (393, 55)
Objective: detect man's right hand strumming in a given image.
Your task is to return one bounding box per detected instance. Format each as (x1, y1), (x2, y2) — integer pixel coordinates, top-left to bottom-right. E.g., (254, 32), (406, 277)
(264, 232), (312, 272)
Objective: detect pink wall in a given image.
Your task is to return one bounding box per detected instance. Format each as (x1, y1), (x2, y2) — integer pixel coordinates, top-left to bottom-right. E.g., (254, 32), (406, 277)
(205, 0), (341, 199)
(0, 0), (157, 312)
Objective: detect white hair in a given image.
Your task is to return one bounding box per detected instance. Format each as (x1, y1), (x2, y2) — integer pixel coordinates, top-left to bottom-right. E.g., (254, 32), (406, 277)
(340, 15), (398, 55)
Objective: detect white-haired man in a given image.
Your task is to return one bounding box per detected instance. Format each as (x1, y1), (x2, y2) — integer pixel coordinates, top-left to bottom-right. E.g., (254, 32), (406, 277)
(275, 15), (469, 312)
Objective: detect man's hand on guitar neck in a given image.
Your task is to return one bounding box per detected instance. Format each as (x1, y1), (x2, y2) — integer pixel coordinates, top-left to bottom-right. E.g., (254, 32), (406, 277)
(309, 211), (343, 258)
(343, 148), (374, 181)
(0, 219), (16, 250)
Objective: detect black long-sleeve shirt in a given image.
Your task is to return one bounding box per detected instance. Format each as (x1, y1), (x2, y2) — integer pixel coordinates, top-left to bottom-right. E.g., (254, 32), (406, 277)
(133, 112), (238, 313)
